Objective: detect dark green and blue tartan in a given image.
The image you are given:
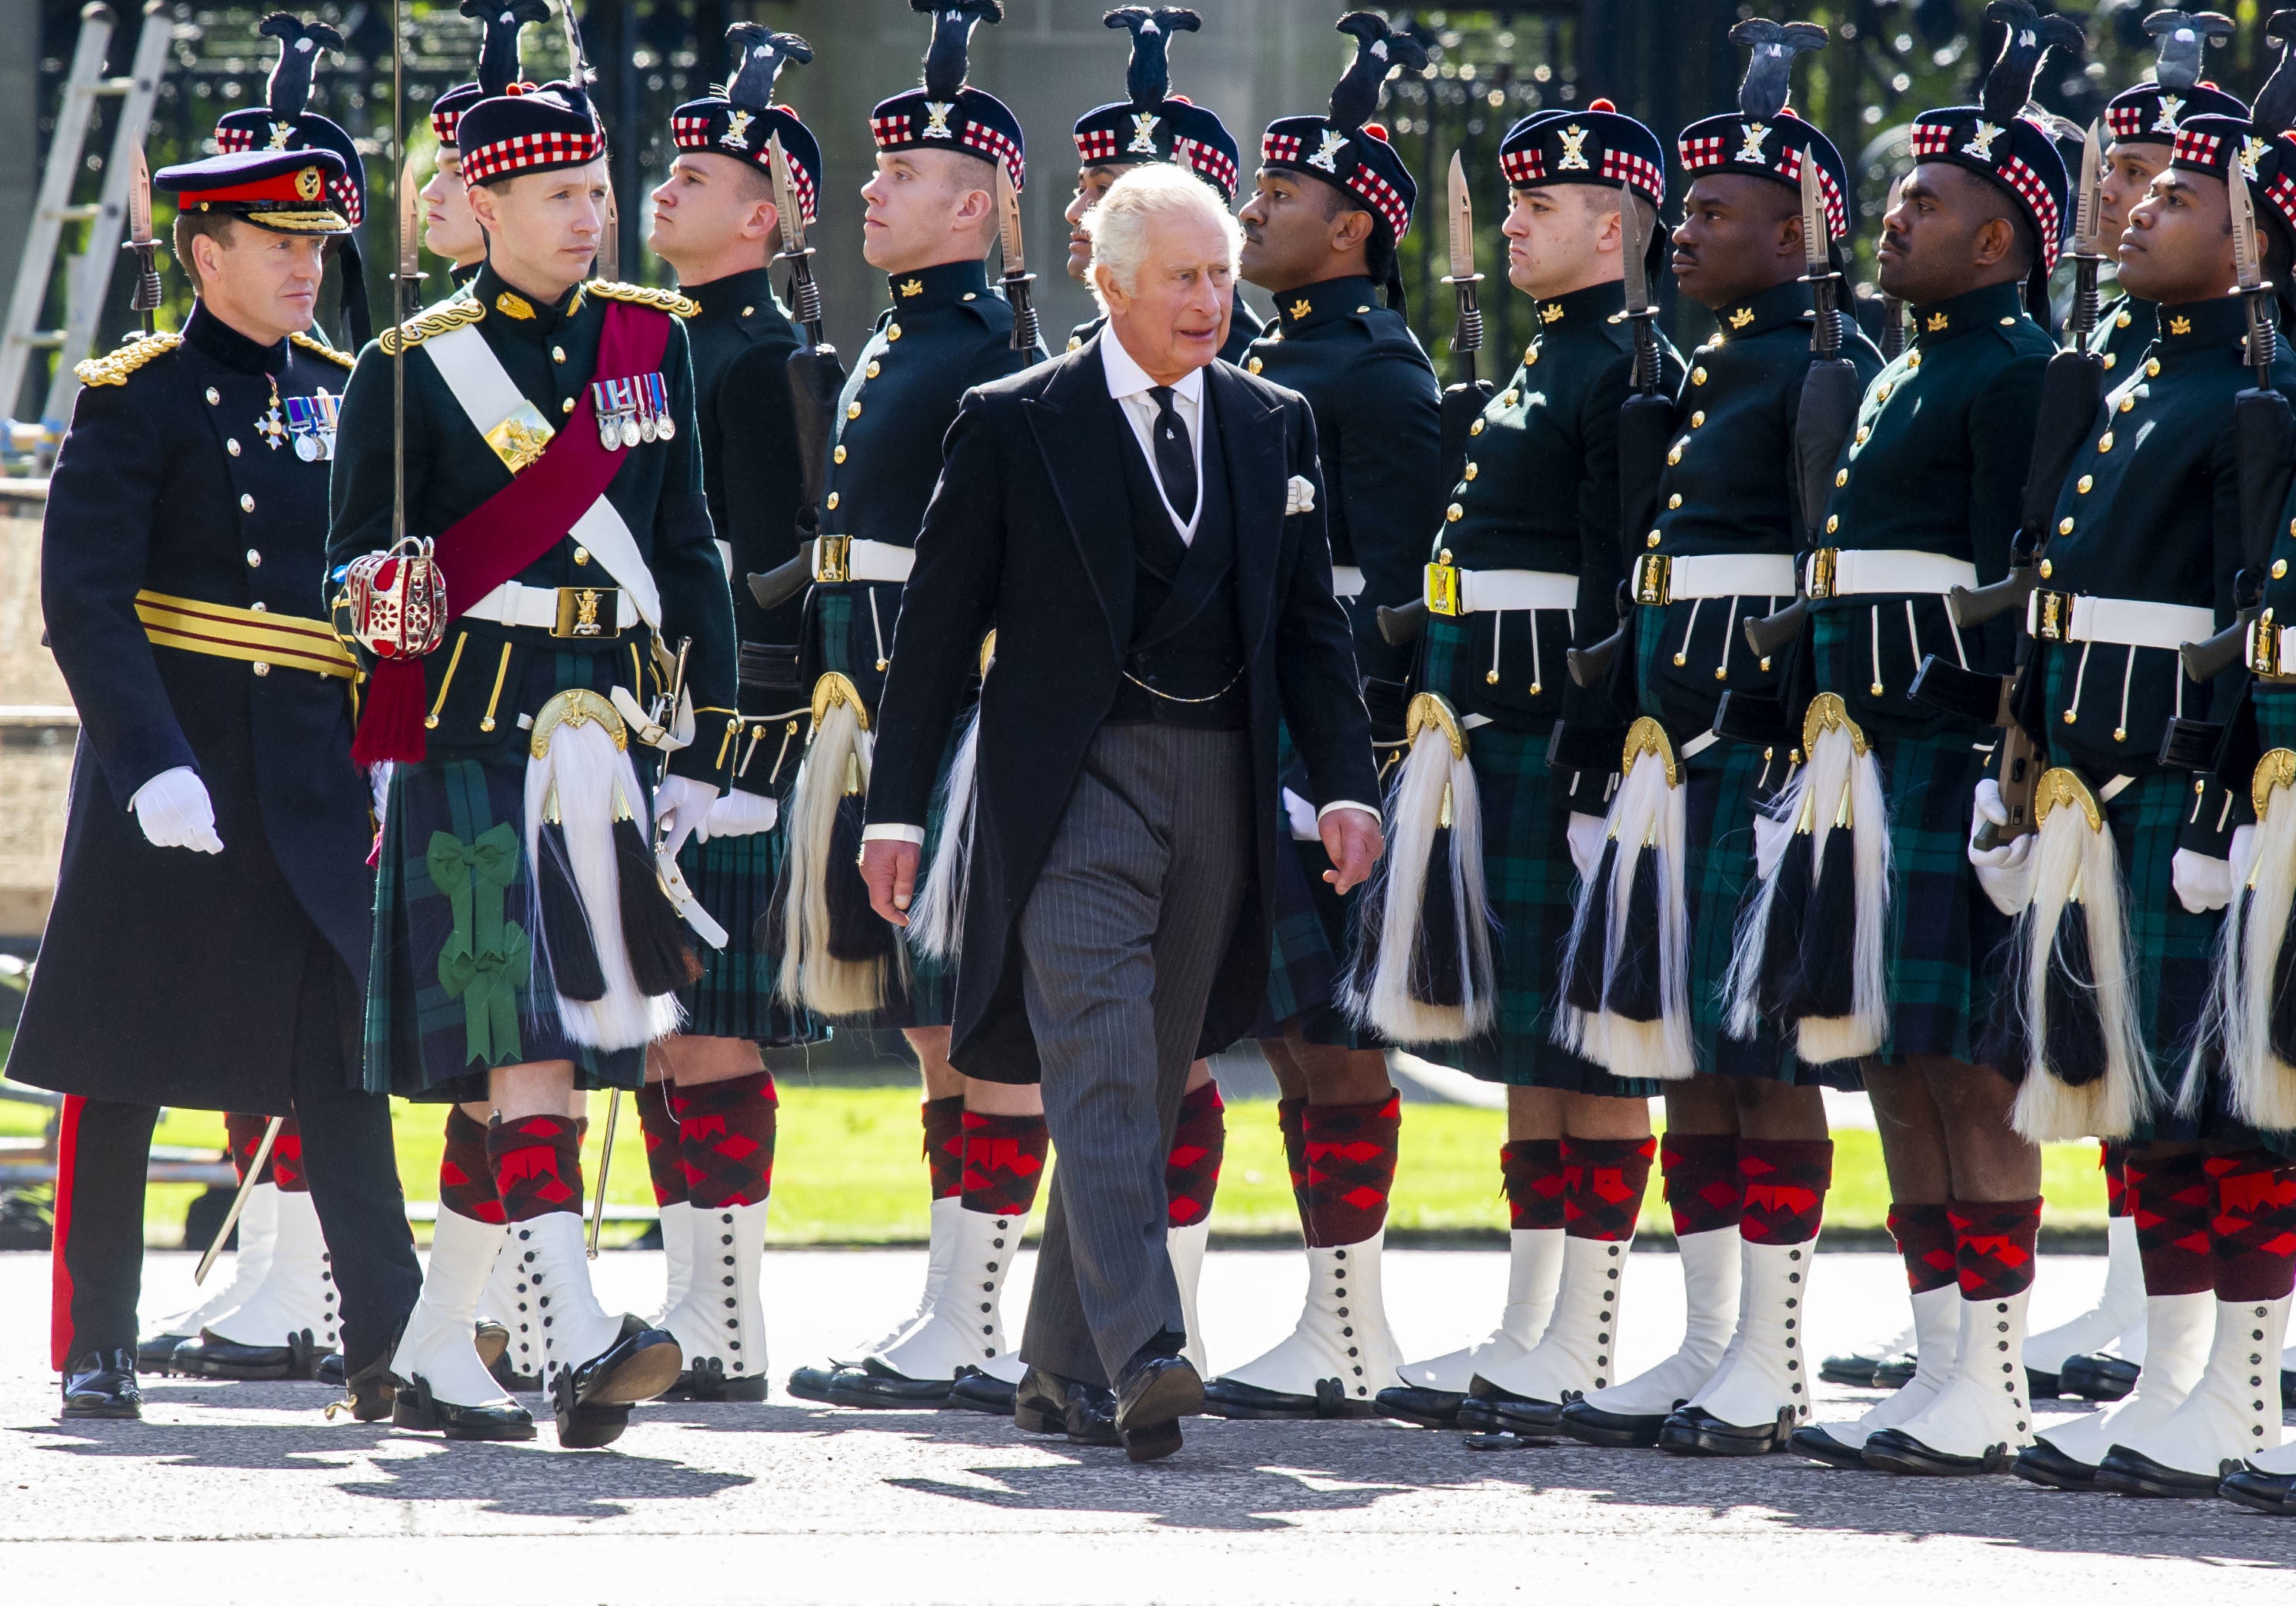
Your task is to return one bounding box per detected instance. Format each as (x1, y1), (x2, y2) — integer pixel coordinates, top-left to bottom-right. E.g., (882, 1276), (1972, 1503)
(678, 825), (824, 1046)
(1415, 620), (1655, 1093)
(1255, 721), (1372, 1048)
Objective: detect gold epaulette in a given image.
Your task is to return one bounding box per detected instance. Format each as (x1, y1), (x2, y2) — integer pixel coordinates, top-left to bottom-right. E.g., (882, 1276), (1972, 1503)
(74, 332), (182, 388)
(587, 279), (701, 319)
(378, 298), (485, 355)
(289, 330), (355, 369)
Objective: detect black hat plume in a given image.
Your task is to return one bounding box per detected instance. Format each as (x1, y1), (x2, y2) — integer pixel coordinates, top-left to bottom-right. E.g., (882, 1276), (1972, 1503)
(463, 0), (552, 98)
(725, 23), (811, 112)
(1730, 18), (1826, 122)
(2254, 10), (2296, 139)
(1330, 12), (1427, 136)
(258, 13), (342, 119)
(1105, 8), (1200, 108)
(1978, 1), (2084, 124)
(2145, 10), (2235, 92)
(915, 2), (1005, 102)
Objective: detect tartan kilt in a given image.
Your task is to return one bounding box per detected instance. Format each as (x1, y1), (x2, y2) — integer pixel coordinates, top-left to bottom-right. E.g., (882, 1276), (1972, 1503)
(1253, 723), (1371, 1048)
(1419, 621), (1655, 1093)
(367, 751), (645, 1103)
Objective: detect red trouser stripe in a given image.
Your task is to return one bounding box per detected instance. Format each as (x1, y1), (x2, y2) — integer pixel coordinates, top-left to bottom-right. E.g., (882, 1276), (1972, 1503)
(49, 1095), (85, 1371)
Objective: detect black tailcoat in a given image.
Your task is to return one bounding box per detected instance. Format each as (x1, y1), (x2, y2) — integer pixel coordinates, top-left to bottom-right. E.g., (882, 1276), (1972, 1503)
(864, 334), (1380, 1076)
(9, 306), (376, 1113)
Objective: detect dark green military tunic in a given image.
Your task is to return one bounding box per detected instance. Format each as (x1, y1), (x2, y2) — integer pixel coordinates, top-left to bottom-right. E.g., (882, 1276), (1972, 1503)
(2089, 292), (2158, 376)
(328, 264), (735, 1097)
(1417, 278), (1682, 1091)
(805, 257), (1041, 1028)
(1234, 274), (1441, 1046)
(1634, 277), (1883, 1085)
(1808, 278), (2052, 1063)
(2035, 295), (2290, 1107)
(674, 265), (820, 1044)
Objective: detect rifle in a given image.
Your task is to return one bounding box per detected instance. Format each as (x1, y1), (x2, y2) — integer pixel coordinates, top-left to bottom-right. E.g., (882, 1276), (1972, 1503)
(123, 145), (159, 338)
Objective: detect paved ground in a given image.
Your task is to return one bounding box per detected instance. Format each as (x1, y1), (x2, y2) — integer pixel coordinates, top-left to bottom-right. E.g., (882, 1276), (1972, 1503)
(4, 1245), (2292, 1601)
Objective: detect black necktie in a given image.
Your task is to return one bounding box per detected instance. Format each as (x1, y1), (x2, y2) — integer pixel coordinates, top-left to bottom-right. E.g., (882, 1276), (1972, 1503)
(1148, 384), (1198, 525)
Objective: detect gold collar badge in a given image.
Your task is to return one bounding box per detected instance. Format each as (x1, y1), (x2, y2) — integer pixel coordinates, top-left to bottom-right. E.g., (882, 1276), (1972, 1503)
(496, 290), (535, 321)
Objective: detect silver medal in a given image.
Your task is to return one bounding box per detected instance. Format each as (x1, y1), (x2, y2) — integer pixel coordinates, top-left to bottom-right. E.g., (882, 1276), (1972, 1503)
(295, 435), (319, 461)
(655, 414), (675, 441)
(621, 413), (641, 450)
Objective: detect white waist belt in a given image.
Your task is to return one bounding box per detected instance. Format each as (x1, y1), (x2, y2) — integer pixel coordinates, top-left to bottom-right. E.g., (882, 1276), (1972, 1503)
(1807, 547), (1979, 598)
(1331, 565), (1365, 600)
(1631, 551), (1795, 605)
(815, 536), (915, 585)
(2027, 590), (2214, 651)
(462, 580), (635, 635)
(1424, 563), (1578, 615)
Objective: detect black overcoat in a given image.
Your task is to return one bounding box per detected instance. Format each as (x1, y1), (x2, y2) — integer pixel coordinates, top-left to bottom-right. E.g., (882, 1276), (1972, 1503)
(864, 333), (1380, 1076)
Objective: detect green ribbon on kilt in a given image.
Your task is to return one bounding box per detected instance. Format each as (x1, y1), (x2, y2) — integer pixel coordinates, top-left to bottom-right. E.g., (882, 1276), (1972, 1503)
(425, 824), (528, 1065)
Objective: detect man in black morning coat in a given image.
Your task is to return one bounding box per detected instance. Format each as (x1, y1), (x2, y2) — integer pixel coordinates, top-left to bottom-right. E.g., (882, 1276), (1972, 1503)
(858, 164), (1382, 1462)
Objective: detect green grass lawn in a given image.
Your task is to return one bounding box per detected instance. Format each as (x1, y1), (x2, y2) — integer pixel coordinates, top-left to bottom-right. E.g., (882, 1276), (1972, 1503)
(1, 1080), (2108, 1247)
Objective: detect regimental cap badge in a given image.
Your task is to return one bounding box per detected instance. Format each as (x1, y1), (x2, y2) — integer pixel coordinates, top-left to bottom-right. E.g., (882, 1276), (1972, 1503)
(922, 100), (955, 138)
(2241, 133), (2268, 183)
(1557, 123), (1591, 168)
(722, 108), (755, 151)
(2154, 92), (2187, 132)
(1308, 128), (1348, 172)
(1961, 119), (2003, 162)
(1128, 109), (1161, 154)
(268, 121), (295, 151)
(295, 165), (322, 200)
(1734, 121), (1770, 163)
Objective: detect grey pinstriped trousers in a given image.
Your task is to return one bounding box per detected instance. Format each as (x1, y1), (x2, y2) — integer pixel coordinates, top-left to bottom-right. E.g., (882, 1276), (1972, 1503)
(1016, 721), (1253, 1387)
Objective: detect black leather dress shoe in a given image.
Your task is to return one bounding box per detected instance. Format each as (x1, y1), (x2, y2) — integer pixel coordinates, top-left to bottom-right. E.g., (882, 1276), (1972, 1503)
(1861, 1425), (2011, 1477)
(1374, 1384), (1465, 1428)
(137, 1331), (193, 1373)
(1012, 1365), (1120, 1445)
(2219, 1464), (2296, 1514)
(1115, 1354), (1202, 1463)
(2026, 1366), (2064, 1401)
(946, 1366), (1018, 1416)
(474, 1321), (510, 1374)
(1818, 1353), (1882, 1388)
(2092, 1443), (2230, 1498)
(1655, 1404), (1795, 1457)
(2059, 1352), (2139, 1401)
(61, 1350), (142, 1420)
(2011, 1438), (2100, 1490)
(1871, 1356), (1917, 1391)
(171, 1326), (325, 1381)
(1485, 1392), (1566, 1437)
(552, 1316), (683, 1449)
(668, 1355), (770, 1402)
(1454, 1394), (1505, 1433)
(784, 1363), (842, 1403)
(822, 1357), (957, 1409)
(339, 1344), (395, 1424)
(317, 1351), (346, 1388)
(392, 1372), (537, 1440)
(1558, 1394), (1676, 1449)
(1201, 1374), (1359, 1420)
(1788, 1423), (1872, 1468)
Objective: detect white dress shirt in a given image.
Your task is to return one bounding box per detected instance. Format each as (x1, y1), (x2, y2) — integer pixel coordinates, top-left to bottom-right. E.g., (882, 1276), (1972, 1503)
(861, 331), (1376, 846)
(1101, 327), (1207, 545)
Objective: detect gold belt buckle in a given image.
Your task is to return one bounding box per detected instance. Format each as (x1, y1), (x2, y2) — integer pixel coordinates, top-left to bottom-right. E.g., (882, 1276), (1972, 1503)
(1806, 547), (1839, 600)
(1424, 561), (1461, 617)
(552, 585), (619, 638)
(816, 535), (852, 584)
(2254, 613), (2283, 676)
(2031, 588), (2072, 643)
(1633, 551), (1671, 607)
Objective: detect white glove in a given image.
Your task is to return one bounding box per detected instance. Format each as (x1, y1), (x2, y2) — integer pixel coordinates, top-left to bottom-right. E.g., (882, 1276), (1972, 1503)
(130, 766), (224, 854)
(695, 787), (778, 844)
(2171, 846), (2233, 915)
(1281, 787), (1320, 843)
(2231, 822), (2261, 885)
(1566, 809), (1608, 881)
(1967, 778), (2034, 915)
(652, 774), (721, 863)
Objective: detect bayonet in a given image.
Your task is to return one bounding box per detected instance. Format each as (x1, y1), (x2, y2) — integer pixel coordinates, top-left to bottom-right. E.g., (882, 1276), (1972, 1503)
(994, 162), (1038, 353)
(2232, 138), (2278, 390)
(1618, 180), (1658, 395)
(2067, 119), (2104, 345)
(767, 132), (825, 346)
(1442, 150), (1483, 384)
(1798, 157), (1838, 360)
(395, 146), (425, 285)
(1878, 176), (1908, 361)
(123, 144), (159, 337)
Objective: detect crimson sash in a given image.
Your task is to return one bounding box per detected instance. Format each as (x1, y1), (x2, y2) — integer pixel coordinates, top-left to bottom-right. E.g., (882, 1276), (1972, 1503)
(352, 298), (671, 763)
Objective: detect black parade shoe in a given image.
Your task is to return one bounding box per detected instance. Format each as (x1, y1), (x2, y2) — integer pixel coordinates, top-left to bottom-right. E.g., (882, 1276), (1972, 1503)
(671, 1355), (770, 1402)
(1871, 1356), (1918, 1391)
(474, 1321), (510, 1375)
(1011, 1365), (1119, 1445)
(338, 1344), (395, 1424)
(552, 1316), (683, 1450)
(783, 1364), (843, 1404)
(172, 1326), (325, 1382)
(391, 1372), (537, 1441)
(60, 1349), (142, 1421)
(137, 1332), (194, 1373)
(2092, 1444), (2231, 1498)
(1789, 1424), (1875, 1469)
(1818, 1353), (1882, 1388)
(2218, 1466), (2296, 1514)
(2059, 1353), (2140, 1402)
(821, 1356), (958, 1409)
(1375, 1384), (1467, 1428)
(1114, 1353), (1201, 1464)
(316, 1351), (346, 1388)
(1201, 1374), (1362, 1420)
(2026, 1367), (2064, 1401)
(2011, 1439), (2101, 1491)
(945, 1366), (1018, 1416)
(1558, 1393), (1675, 1449)
(1484, 1393), (1567, 1438)
(1860, 1426), (2012, 1477)
(1453, 1394), (1505, 1433)
(1655, 1405), (1795, 1457)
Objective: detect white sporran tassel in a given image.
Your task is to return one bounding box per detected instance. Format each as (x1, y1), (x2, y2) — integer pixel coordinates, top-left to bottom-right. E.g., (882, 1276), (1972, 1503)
(2202, 751), (2296, 1131)
(775, 684), (905, 1018)
(908, 703), (980, 963)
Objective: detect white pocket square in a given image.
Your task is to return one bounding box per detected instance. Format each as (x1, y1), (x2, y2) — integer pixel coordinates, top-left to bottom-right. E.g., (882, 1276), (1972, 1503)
(1285, 474), (1317, 515)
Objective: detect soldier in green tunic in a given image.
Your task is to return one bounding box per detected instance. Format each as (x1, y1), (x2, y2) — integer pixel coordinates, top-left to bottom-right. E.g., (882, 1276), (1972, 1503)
(1769, 6), (2074, 1474)
(776, 0), (1051, 1416)
(1989, 104), (2296, 1496)
(420, 1), (549, 295)
(1362, 103), (1683, 1440)
(1198, 11), (1441, 1421)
